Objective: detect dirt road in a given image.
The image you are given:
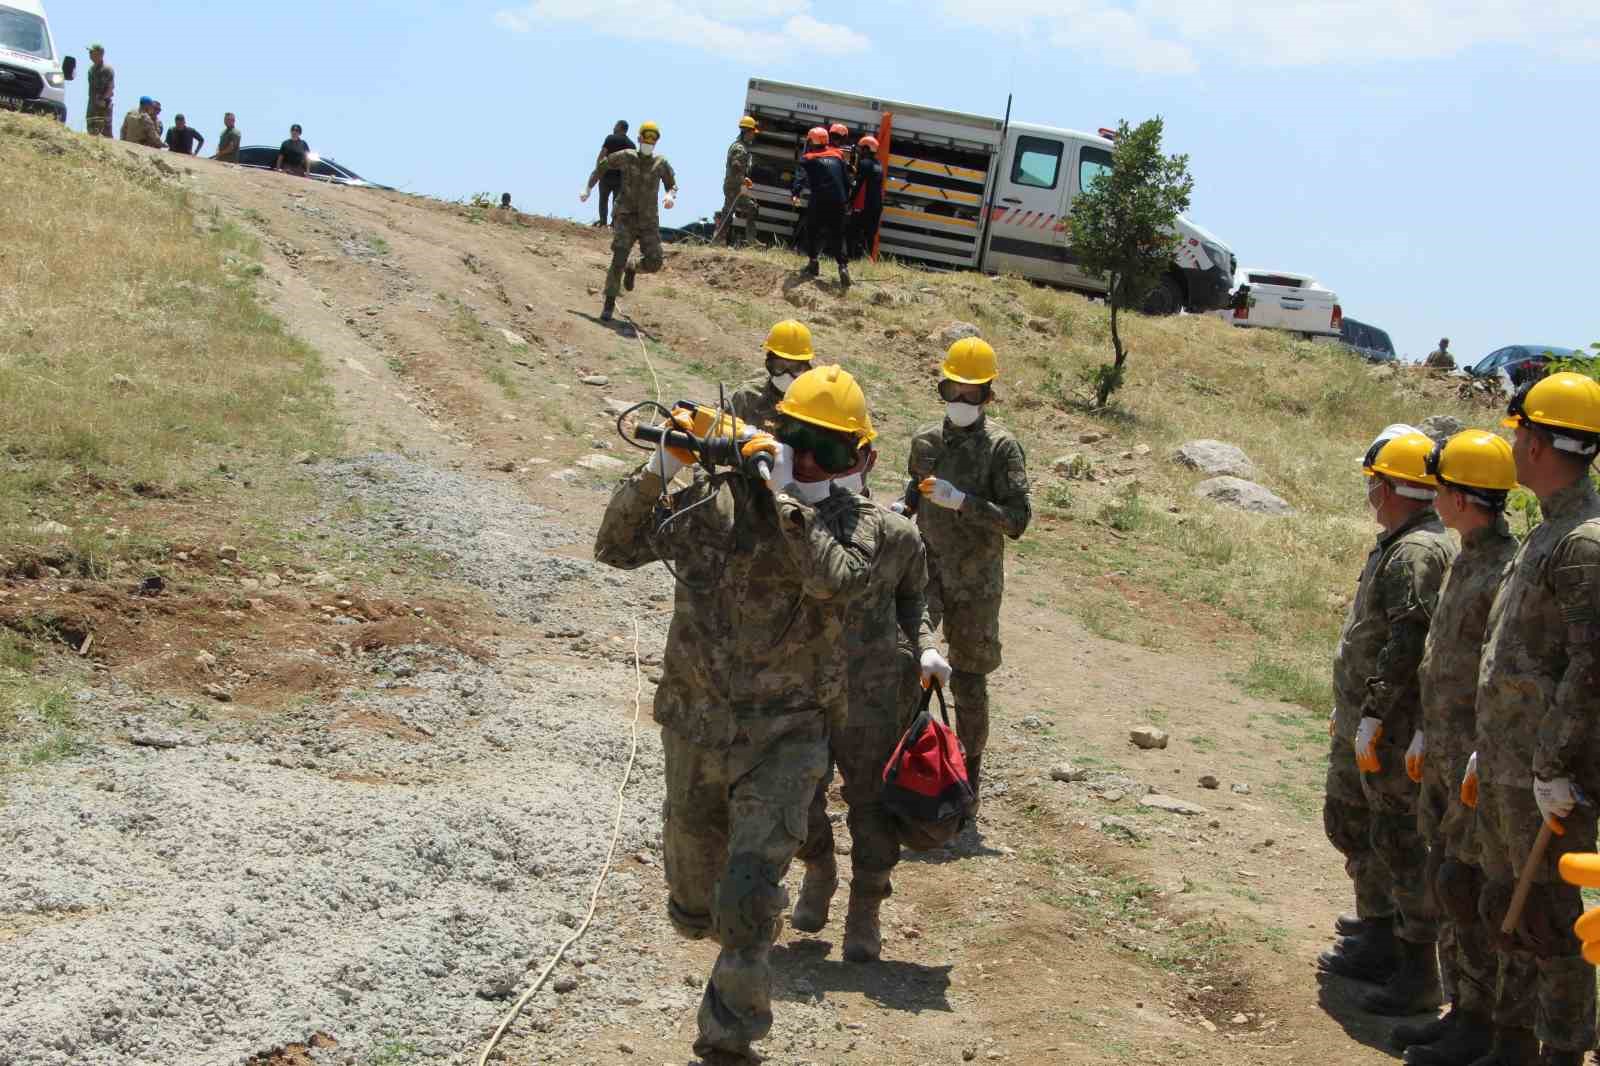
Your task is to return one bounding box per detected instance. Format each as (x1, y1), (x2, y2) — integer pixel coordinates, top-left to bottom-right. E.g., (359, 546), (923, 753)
(3, 147), (1404, 1066)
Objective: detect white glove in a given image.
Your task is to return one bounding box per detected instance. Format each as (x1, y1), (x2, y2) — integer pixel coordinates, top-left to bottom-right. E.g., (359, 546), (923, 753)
(1535, 776), (1578, 822)
(1405, 730), (1425, 783)
(646, 446), (684, 481)
(579, 188), (590, 203)
(889, 500), (908, 516)
(919, 477), (966, 511)
(919, 648), (952, 689)
(763, 441), (795, 493)
(1354, 716), (1383, 773)
(663, 194), (676, 210)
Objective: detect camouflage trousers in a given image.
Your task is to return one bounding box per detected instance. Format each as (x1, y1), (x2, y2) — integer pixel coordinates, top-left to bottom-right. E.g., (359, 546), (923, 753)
(926, 584), (1001, 789)
(1323, 736), (1395, 923)
(86, 111), (112, 137)
(799, 648), (923, 888)
(1418, 766), (1494, 1013)
(715, 191), (759, 246)
(604, 216), (664, 300)
(1474, 782), (1596, 1051)
(1359, 748), (1437, 943)
(660, 713), (829, 1062)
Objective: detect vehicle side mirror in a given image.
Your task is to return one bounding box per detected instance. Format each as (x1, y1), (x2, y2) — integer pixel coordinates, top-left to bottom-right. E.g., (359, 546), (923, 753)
(61, 55), (76, 80)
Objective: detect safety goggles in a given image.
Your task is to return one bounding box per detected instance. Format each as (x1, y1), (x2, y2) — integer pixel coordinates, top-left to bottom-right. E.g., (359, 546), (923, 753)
(765, 354), (808, 379)
(639, 132), (660, 145)
(938, 380), (989, 403)
(778, 419), (860, 474)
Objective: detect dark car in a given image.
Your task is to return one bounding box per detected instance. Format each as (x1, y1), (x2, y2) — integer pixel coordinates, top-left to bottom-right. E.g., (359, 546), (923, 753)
(1466, 345), (1577, 387)
(1338, 317), (1397, 363)
(233, 145), (387, 188)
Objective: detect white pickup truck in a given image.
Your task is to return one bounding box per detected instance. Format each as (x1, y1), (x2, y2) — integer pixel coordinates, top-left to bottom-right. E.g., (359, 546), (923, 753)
(1223, 269), (1342, 339)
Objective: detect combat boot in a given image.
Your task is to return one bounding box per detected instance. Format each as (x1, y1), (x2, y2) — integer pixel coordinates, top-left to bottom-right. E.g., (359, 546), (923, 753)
(1363, 938), (1443, 1015)
(1461, 1026), (1537, 1066)
(1393, 1001), (1458, 1048)
(842, 874), (889, 963)
(623, 264), (636, 292)
(600, 296), (616, 322)
(789, 855), (838, 934)
(803, 259), (820, 278)
(838, 265), (851, 291)
(1404, 1011), (1493, 1065)
(1336, 912), (1368, 937)
(1317, 915), (1399, 984)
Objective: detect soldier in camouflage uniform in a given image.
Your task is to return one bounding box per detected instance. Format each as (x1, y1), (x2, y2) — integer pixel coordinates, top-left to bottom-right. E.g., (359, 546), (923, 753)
(581, 120), (678, 323)
(1320, 430), (1455, 1010)
(721, 179), (760, 247)
(1396, 432), (1519, 1065)
(898, 338), (1031, 807)
(714, 117), (758, 246)
(1466, 372), (1600, 1066)
(214, 113), (241, 163)
(791, 451), (948, 961)
(119, 97), (162, 148)
(85, 45), (113, 138)
(595, 365), (881, 1065)
(728, 319), (815, 432)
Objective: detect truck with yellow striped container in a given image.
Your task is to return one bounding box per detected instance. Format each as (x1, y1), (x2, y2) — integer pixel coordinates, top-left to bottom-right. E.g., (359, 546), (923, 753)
(742, 78), (1236, 314)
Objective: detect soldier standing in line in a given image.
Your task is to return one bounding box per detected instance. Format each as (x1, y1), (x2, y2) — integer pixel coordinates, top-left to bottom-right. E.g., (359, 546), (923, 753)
(713, 116), (758, 246)
(728, 319), (815, 431)
(1319, 429), (1455, 990)
(84, 44), (113, 138)
(581, 120), (677, 323)
(213, 113), (240, 163)
(1393, 432), (1518, 1065)
(898, 338), (1031, 813)
(1465, 372), (1600, 1066)
(595, 365), (882, 1065)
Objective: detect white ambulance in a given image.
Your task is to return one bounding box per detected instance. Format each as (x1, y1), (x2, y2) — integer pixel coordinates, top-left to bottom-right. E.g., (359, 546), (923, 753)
(0, 0), (72, 122)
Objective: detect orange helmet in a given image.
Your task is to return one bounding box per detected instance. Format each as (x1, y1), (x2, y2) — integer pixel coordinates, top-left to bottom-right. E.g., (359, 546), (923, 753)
(857, 135), (879, 152)
(806, 127), (829, 146)
(828, 123), (848, 138)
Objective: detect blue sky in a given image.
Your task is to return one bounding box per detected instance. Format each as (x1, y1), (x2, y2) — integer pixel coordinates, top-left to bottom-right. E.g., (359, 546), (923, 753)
(46, 1), (1600, 364)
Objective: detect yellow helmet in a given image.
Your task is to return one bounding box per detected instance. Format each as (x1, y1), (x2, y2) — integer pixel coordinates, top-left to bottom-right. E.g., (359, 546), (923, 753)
(638, 121), (661, 142)
(1366, 432), (1439, 488)
(1427, 431), (1517, 493)
(941, 337), (998, 385)
(763, 320), (815, 363)
(738, 115), (758, 131)
(777, 364), (877, 444)
(1503, 371), (1600, 435)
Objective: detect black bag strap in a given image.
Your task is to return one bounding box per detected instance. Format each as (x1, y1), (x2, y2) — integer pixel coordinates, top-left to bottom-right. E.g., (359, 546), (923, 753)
(918, 680), (951, 728)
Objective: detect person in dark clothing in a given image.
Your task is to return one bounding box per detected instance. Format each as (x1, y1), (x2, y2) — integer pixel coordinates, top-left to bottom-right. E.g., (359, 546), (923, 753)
(164, 114), (206, 156)
(848, 135), (884, 259)
(595, 120), (634, 227)
(276, 125), (309, 177)
(791, 126), (851, 289)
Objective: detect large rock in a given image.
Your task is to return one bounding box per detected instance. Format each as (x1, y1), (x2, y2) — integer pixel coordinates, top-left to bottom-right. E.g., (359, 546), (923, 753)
(1130, 726), (1169, 750)
(1419, 415), (1465, 443)
(929, 321), (981, 347)
(1173, 440), (1257, 479)
(1139, 794), (1208, 816)
(1194, 476), (1294, 516)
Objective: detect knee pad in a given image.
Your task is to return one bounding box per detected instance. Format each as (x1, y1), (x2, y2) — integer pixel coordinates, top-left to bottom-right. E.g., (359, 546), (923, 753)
(1436, 860), (1483, 926)
(712, 853), (788, 949)
(667, 897), (713, 942)
(1324, 798), (1369, 857)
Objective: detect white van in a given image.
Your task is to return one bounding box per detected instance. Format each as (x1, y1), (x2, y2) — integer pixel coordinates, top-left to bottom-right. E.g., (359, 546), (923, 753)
(0, 0), (72, 122)
(742, 78), (1238, 314)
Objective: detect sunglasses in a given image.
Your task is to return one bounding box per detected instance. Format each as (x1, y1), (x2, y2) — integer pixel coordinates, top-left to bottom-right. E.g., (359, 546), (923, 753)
(778, 420), (859, 474)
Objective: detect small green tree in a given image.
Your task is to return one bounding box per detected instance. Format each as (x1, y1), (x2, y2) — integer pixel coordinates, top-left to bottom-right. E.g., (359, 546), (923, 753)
(1068, 117), (1194, 407)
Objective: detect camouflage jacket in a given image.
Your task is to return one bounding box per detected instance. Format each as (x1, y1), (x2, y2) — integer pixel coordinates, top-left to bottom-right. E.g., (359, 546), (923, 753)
(1417, 517), (1517, 781)
(1476, 479), (1600, 788)
(846, 502), (936, 727)
(119, 109), (161, 148)
(216, 127), (241, 161)
(723, 138), (752, 198)
(587, 150), (677, 227)
(1331, 509), (1454, 742)
(595, 468), (878, 748)
(902, 415), (1031, 602)
(727, 375), (783, 433)
(86, 63), (114, 112)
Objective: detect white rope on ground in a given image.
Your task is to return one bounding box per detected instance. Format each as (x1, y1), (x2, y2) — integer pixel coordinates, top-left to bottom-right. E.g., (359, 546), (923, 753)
(475, 619), (645, 1066)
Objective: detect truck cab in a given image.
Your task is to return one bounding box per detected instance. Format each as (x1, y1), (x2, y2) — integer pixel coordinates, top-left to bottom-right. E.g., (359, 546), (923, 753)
(0, 0), (71, 122)
(982, 123), (1235, 313)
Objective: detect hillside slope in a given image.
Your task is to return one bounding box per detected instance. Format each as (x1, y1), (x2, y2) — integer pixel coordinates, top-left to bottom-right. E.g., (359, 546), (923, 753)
(0, 111), (1499, 1066)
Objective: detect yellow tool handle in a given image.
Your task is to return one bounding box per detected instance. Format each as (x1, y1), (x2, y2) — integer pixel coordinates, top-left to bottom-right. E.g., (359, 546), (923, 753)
(1503, 821), (1557, 937)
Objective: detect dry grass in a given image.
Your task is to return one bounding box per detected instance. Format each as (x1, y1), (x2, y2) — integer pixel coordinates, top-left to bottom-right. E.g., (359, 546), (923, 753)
(0, 111), (338, 572)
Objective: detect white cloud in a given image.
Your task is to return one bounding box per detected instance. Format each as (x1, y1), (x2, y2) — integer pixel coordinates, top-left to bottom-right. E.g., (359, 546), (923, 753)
(494, 0), (869, 59)
(938, 0), (1600, 71)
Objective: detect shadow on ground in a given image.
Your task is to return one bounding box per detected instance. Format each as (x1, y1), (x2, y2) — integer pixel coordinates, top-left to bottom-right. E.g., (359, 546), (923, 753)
(771, 940), (954, 1015)
(1316, 970), (1412, 1059)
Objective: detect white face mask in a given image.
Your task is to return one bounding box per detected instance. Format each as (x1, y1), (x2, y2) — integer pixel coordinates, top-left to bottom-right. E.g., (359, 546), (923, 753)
(833, 473), (864, 495)
(791, 479), (832, 504)
(769, 372), (797, 392)
(946, 402), (982, 428)
(638, 141), (655, 157)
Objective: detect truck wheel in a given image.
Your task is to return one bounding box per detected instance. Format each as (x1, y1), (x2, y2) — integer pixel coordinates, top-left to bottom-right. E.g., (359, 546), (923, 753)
(1140, 276), (1185, 316)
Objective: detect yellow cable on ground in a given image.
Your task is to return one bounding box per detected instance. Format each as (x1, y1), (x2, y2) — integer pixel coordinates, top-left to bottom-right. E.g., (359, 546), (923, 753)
(475, 620), (645, 1066)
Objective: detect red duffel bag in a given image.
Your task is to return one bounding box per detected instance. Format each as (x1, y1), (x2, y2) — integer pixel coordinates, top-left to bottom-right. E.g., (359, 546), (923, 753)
(882, 682), (975, 850)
